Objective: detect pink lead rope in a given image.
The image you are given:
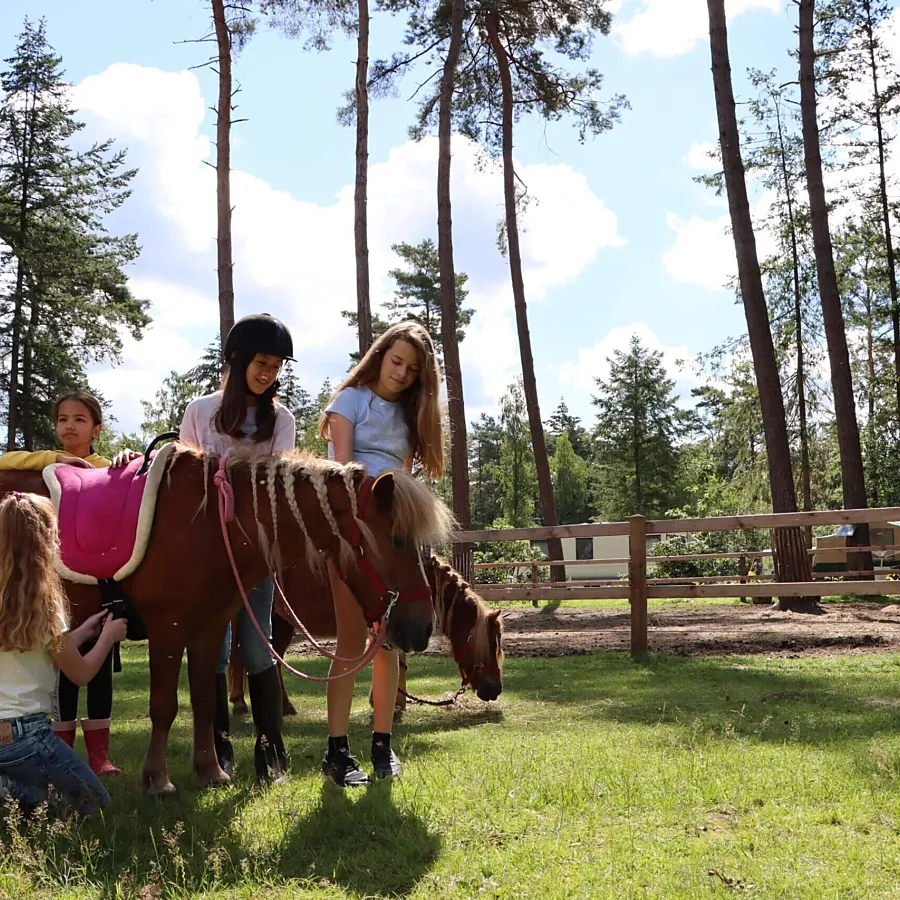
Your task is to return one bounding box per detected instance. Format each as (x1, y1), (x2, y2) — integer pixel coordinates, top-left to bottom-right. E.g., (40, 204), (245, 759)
(214, 453), (394, 682)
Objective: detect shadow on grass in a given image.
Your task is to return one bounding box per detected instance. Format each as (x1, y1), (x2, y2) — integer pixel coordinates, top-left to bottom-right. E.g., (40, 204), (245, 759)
(275, 782), (440, 896)
(497, 652), (900, 748)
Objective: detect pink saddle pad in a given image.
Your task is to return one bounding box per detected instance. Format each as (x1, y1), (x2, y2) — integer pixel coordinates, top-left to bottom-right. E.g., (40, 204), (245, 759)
(52, 457), (151, 580)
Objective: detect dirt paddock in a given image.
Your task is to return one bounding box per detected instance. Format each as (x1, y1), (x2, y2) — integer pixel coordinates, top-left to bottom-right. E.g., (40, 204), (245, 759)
(288, 601), (900, 661)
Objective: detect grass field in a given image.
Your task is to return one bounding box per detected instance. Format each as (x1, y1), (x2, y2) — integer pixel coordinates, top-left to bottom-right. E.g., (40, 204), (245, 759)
(3, 643), (900, 898)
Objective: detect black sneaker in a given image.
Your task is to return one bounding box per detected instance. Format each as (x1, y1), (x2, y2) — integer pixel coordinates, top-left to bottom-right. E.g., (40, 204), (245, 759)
(321, 749), (372, 788)
(371, 739), (402, 780)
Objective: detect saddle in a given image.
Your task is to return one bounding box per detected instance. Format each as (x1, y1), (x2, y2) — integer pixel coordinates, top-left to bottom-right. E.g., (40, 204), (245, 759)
(43, 442), (175, 584)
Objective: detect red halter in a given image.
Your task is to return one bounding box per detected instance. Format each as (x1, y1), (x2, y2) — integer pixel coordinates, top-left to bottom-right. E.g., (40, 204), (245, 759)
(348, 476), (433, 622)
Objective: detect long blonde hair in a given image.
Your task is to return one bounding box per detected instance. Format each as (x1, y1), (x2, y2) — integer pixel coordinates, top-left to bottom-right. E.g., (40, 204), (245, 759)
(319, 322), (445, 480)
(0, 493), (68, 654)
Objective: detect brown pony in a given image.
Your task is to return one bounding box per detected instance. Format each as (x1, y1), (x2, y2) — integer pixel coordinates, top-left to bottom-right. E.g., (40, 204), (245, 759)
(0, 445), (453, 797)
(228, 554), (504, 714)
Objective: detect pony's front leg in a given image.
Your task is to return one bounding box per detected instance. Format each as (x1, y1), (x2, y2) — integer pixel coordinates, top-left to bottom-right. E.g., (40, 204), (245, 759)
(396, 652), (408, 715)
(142, 624), (185, 799)
(187, 630), (230, 789)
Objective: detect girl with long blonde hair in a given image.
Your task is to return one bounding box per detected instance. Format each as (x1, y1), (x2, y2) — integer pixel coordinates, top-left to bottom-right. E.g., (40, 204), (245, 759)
(318, 320), (444, 786)
(0, 390), (138, 777)
(0, 493), (126, 815)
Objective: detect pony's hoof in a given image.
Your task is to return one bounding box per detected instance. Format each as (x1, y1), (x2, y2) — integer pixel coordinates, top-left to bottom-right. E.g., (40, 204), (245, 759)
(144, 780), (178, 800)
(194, 767), (231, 790)
(232, 700), (248, 716)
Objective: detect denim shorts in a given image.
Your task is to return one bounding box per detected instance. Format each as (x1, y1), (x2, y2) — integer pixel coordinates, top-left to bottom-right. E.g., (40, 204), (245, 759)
(0, 713), (109, 815)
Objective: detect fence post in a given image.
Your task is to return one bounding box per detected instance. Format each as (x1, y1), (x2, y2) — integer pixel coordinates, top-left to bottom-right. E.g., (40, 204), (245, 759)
(453, 543), (473, 585)
(629, 515), (648, 658)
(739, 554), (748, 604)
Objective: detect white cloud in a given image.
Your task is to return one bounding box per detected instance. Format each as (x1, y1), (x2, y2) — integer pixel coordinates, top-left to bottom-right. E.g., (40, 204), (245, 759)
(663, 189), (778, 292)
(686, 140), (718, 170)
(70, 63), (624, 432)
(664, 211), (736, 291)
(556, 323), (700, 403)
(614, 0), (779, 58)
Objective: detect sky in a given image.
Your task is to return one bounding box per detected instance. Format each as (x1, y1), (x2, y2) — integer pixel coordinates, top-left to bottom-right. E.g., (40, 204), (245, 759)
(0, 0), (870, 435)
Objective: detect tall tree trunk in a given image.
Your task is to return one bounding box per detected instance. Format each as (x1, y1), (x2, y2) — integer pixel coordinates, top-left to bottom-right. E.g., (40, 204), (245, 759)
(355, 0), (372, 357)
(799, 0), (872, 575)
(21, 293), (38, 451)
(437, 0), (472, 577)
(772, 92), (812, 525)
(486, 12), (565, 582)
(707, 0), (814, 609)
(864, 276), (878, 505)
(6, 84), (36, 451)
(6, 262), (24, 450)
(212, 0), (235, 361)
(860, 1), (900, 421)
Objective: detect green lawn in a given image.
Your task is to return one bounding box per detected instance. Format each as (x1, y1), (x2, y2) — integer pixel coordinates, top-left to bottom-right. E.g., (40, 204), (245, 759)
(3, 644), (900, 898)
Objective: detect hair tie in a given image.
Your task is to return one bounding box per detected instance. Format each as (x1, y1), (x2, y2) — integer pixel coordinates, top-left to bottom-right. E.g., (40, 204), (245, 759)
(12, 492), (23, 501)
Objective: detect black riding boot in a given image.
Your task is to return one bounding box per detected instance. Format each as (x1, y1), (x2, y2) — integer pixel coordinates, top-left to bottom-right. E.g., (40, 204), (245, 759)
(214, 673), (234, 777)
(247, 666), (288, 784)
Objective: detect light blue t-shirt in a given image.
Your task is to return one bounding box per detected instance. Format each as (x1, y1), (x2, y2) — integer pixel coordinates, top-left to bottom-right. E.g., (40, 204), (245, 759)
(326, 385), (411, 477)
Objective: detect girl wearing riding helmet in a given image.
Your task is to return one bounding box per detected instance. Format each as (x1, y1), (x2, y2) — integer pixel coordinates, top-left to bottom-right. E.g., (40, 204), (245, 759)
(318, 320), (444, 787)
(179, 313), (296, 784)
(0, 390), (139, 778)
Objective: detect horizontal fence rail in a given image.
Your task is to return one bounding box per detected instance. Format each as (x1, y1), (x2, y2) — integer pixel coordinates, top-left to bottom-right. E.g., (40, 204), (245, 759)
(450, 507), (900, 657)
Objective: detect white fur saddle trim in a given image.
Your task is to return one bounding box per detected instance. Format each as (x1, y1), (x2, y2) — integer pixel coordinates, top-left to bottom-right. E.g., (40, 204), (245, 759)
(43, 442), (176, 585)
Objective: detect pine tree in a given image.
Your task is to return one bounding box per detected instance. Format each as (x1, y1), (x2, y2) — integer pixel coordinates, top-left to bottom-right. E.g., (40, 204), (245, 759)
(140, 371), (201, 442)
(707, 0), (813, 608)
(498, 380), (537, 527)
(341, 239), (472, 366)
(383, 239), (472, 358)
(592, 335), (684, 519)
(551, 431), (588, 524)
(0, 18), (148, 450)
(545, 399), (590, 458)
(469, 413), (504, 529)
(186, 337), (223, 396)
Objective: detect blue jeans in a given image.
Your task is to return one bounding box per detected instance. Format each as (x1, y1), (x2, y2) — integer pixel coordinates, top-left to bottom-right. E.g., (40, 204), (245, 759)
(217, 578), (275, 676)
(0, 714), (109, 815)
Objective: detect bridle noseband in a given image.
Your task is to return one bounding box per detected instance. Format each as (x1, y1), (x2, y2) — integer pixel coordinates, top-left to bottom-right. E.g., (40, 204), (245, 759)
(347, 476), (433, 623)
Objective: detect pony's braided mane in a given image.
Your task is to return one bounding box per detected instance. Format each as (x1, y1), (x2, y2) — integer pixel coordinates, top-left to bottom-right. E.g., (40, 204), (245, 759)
(428, 555), (490, 662)
(167, 444), (364, 573)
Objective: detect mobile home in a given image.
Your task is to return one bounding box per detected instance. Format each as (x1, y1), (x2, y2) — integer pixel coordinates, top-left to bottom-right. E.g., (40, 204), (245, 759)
(813, 521), (900, 573)
(530, 533), (665, 581)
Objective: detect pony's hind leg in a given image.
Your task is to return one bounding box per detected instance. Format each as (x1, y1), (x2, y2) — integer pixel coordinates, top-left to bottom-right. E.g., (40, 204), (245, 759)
(228, 620), (249, 715)
(271, 614), (297, 717)
(187, 632), (231, 789)
(142, 627), (185, 799)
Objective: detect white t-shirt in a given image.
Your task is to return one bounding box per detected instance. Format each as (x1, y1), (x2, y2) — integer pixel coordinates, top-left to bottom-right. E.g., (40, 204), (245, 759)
(180, 392), (296, 456)
(326, 386), (411, 477)
(0, 615), (67, 718)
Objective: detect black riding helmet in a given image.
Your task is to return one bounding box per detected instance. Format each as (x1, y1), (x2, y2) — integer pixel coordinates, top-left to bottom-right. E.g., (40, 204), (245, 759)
(223, 313), (294, 362)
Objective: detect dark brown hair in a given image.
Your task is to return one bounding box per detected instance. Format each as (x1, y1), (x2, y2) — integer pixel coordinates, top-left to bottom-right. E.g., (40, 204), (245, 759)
(52, 390), (103, 455)
(51, 390), (103, 428)
(214, 349), (280, 443)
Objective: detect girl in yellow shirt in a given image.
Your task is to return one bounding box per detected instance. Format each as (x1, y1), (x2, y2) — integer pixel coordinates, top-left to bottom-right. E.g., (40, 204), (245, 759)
(0, 390), (138, 776)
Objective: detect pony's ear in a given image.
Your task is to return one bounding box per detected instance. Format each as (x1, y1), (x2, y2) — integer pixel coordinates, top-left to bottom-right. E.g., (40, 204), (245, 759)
(372, 471), (396, 515)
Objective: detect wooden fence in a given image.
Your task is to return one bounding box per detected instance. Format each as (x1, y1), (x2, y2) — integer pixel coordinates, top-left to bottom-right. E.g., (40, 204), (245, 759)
(452, 506), (900, 657)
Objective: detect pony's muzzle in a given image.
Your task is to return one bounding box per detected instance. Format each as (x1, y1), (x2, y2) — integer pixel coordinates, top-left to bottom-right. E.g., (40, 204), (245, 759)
(389, 615), (433, 654)
(475, 677), (502, 702)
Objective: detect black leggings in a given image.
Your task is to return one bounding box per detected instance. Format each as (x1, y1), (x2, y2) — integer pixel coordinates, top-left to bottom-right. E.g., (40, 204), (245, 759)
(56, 646), (114, 721)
